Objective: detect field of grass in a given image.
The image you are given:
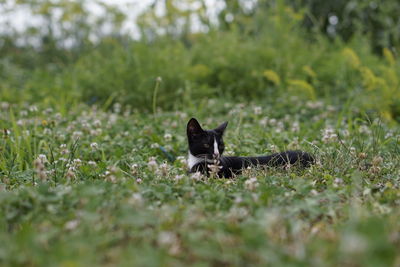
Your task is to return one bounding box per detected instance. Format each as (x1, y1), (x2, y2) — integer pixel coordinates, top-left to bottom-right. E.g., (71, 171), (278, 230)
(1, 0), (400, 265)
(1, 98), (399, 266)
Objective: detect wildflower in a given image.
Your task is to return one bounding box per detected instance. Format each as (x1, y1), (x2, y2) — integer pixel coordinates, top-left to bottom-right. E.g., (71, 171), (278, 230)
(90, 129), (102, 136)
(88, 161), (97, 167)
(157, 231), (181, 256)
(72, 131), (83, 140)
(207, 158), (222, 176)
(60, 144), (69, 155)
(359, 125), (371, 134)
(129, 193), (144, 206)
(90, 142), (98, 151)
(164, 133), (172, 142)
(136, 178), (143, 183)
(64, 220), (79, 230)
(269, 144), (278, 153)
(190, 172), (203, 181)
(151, 143), (159, 149)
(34, 157), (47, 181)
(104, 166), (119, 183)
(259, 117), (268, 127)
(93, 119), (101, 128)
(253, 106), (262, 115)
(156, 76), (162, 83)
(372, 156), (383, 166)
(38, 154), (48, 163)
(113, 103), (121, 113)
(66, 167), (76, 180)
(130, 163), (139, 176)
(269, 118), (277, 126)
(0, 102), (10, 110)
(174, 175), (184, 181)
(358, 152), (367, 159)
(245, 177), (259, 190)
(43, 108), (53, 115)
(147, 157), (158, 172)
(29, 105), (38, 112)
(291, 121), (300, 132)
(322, 126), (337, 143)
(158, 162), (169, 176)
(72, 158), (82, 167)
(234, 196), (243, 204)
(176, 156), (187, 165)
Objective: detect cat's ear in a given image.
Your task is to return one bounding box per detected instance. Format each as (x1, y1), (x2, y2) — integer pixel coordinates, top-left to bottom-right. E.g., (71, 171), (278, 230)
(187, 118), (204, 137)
(215, 121), (228, 135)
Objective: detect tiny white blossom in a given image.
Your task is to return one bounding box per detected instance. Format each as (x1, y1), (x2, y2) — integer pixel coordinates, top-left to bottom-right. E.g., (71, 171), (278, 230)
(88, 161), (97, 167)
(253, 106), (262, 115)
(245, 177), (259, 190)
(164, 133), (172, 142)
(90, 142), (98, 150)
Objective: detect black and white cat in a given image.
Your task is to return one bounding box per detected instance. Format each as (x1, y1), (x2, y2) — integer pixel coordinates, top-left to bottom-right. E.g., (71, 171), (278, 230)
(187, 118), (314, 178)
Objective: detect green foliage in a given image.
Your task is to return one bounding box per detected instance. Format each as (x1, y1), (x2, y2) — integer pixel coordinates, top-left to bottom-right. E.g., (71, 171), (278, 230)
(1, 1), (399, 120)
(0, 100), (399, 265)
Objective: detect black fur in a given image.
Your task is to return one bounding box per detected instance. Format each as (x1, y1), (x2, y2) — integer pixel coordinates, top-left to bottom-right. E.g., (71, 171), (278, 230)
(187, 118), (314, 178)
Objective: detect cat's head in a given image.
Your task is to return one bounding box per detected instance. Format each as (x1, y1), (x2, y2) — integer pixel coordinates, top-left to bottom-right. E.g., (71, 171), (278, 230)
(187, 118), (228, 159)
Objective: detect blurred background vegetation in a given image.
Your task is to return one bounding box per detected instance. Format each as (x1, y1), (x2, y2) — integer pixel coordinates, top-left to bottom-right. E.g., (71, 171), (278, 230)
(1, 0), (399, 121)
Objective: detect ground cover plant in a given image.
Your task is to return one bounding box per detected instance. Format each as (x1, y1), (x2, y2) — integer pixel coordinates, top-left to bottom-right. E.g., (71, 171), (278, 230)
(0, 98), (399, 266)
(1, 0), (400, 266)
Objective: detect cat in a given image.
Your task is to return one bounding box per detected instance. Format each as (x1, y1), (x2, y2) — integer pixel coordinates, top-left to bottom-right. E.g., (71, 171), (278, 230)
(187, 118), (314, 178)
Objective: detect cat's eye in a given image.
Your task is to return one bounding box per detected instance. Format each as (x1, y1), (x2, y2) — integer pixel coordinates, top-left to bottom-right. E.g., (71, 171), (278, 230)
(204, 144), (210, 148)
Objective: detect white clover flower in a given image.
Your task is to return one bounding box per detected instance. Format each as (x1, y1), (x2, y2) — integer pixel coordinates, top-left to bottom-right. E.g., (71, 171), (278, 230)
(176, 156), (187, 165)
(291, 121), (300, 132)
(93, 119), (102, 128)
(0, 102), (10, 110)
(174, 175), (184, 181)
(38, 154), (48, 163)
(245, 177), (259, 190)
(269, 118), (277, 126)
(130, 163), (139, 175)
(164, 133), (172, 142)
(147, 157), (158, 172)
(88, 161), (97, 167)
(322, 126), (337, 143)
(158, 162), (169, 176)
(253, 106), (262, 115)
(90, 142), (99, 150)
(29, 105), (38, 112)
(64, 220), (79, 230)
(72, 131), (83, 140)
(66, 168), (75, 179)
(129, 193), (144, 206)
(190, 172), (203, 181)
(151, 143), (159, 149)
(73, 158), (82, 167)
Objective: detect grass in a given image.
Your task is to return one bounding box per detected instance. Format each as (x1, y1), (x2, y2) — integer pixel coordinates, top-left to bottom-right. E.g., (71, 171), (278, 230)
(0, 98), (399, 266)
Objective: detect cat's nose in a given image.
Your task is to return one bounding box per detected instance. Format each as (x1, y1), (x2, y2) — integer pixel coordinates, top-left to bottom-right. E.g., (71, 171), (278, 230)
(213, 152), (220, 158)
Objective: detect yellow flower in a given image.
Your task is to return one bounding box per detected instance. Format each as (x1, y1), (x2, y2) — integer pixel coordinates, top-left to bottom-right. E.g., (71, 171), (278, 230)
(263, 70), (281, 85)
(342, 48), (361, 69)
(302, 65), (317, 78)
(288, 79), (316, 100)
(383, 48), (395, 66)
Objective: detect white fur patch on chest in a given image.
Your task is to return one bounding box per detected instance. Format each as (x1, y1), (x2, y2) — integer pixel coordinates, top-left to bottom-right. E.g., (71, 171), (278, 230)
(188, 152), (204, 169)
